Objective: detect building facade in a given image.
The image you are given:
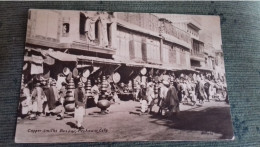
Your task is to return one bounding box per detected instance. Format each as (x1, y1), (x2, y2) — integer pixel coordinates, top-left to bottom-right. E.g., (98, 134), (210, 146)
(24, 9), (225, 87)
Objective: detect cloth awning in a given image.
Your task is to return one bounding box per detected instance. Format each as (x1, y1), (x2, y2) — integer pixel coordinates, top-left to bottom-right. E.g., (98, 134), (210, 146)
(77, 56), (121, 65)
(195, 67), (213, 72)
(44, 50), (77, 62)
(175, 67), (199, 73)
(125, 62), (145, 67)
(24, 56), (43, 64)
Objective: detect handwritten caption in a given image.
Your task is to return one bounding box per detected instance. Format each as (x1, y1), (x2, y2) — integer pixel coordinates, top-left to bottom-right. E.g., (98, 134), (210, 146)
(28, 128), (108, 134)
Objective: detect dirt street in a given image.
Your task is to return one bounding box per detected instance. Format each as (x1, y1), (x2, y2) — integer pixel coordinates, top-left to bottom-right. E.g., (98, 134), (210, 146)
(15, 99), (234, 143)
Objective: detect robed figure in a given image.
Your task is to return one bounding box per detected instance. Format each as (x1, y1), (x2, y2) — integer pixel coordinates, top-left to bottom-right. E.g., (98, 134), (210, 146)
(165, 85), (180, 118)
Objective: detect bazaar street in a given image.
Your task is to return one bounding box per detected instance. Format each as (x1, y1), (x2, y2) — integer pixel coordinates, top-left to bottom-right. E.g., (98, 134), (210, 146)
(15, 99), (233, 143)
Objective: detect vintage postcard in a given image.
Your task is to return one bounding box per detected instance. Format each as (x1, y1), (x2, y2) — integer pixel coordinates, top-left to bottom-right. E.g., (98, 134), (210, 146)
(15, 9), (234, 143)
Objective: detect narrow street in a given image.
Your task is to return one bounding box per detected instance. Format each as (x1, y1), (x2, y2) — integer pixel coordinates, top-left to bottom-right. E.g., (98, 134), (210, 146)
(15, 99), (234, 143)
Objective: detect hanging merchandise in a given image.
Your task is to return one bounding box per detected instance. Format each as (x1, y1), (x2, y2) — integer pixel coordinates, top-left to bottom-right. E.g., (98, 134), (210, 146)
(112, 72), (121, 84)
(30, 55), (44, 75)
(82, 69), (90, 78)
(31, 63), (43, 75)
(80, 76), (87, 83)
(140, 68), (147, 75)
(63, 67), (71, 76)
(66, 72), (72, 82)
(72, 68), (79, 79)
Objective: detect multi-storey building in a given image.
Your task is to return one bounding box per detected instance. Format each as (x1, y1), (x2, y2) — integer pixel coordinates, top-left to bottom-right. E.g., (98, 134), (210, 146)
(24, 10), (224, 87)
(24, 10), (193, 82)
(200, 31), (215, 72)
(170, 15), (205, 71)
(214, 47), (226, 81)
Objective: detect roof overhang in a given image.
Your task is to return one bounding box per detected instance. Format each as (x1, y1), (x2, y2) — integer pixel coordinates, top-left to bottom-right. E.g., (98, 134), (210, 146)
(187, 22), (201, 31)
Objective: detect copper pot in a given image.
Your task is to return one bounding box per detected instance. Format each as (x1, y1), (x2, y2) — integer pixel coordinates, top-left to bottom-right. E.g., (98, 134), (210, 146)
(66, 96), (75, 102)
(97, 99), (111, 110)
(64, 103), (75, 112)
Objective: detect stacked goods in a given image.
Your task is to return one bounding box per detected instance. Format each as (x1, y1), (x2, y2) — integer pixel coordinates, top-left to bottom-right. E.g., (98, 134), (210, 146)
(154, 83), (159, 95)
(85, 79), (92, 97)
(100, 76), (107, 100)
(97, 76), (110, 114)
(64, 78), (75, 112)
(133, 80), (137, 93)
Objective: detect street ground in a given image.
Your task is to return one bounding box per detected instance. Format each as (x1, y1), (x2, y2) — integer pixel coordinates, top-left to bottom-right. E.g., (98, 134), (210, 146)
(15, 99), (234, 143)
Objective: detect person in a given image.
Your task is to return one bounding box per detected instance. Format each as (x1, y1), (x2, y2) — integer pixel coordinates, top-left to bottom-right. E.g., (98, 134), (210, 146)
(158, 80), (169, 115)
(74, 82), (86, 130)
(59, 82), (67, 100)
(44, 80), (58, 115)
(185, 80), (196, 105)
(197, 78), (206, 104)
(165, 83), (180, 120)
(54, 96), (66, 120)
(177, 78), (184, 103)
(91, 80), (100, 104)
(137, 83), (148, 114)
(135, 81), (141, 101)
(146, 82), (155, 113)
(19, 84), (31, 118)
(31, 82), (46, 116)
(204, 79), (210, 102)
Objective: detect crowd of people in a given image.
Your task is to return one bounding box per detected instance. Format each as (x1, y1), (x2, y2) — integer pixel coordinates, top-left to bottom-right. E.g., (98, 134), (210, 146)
(18, 75), (119, 129)
(19, 78), (67, 120)
(18, 72), (228, 129)
(135, 73), (228, 119)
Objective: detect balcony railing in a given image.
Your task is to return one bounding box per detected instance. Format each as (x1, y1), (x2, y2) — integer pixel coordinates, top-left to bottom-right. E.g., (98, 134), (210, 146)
(191, 51), (204, 58)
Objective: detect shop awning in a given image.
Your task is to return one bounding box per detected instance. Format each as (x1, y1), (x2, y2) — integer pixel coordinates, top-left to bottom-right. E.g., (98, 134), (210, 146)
(175, 67), (199, 73)
(24, 56), (44, 64)
(125, 62), (145, 67)
(45, 50), (77, 62)
(195, 67), (213, 72)
(77, 56), (121, 65)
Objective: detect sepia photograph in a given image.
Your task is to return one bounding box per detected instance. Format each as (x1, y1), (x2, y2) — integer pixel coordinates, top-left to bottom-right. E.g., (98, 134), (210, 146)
(15, 9), (234, 143)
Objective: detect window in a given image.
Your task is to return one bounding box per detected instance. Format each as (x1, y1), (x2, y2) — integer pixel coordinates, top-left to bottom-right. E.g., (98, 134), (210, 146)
(62, 23), (69, 36)
(95, 20), (99, 41)
(79, 13), (86, 35)
(107, 23), (112, 46)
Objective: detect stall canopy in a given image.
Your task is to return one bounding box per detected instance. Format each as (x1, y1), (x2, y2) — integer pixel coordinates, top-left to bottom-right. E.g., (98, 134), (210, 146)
(24, 56), (44, 64)
(195, 67), (213, 72)
(45, 50), (77, 62)
(77, 56), (121, 65)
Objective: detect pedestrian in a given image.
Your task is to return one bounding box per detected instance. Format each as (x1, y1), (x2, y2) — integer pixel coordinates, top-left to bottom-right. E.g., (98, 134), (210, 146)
(31, 82), (46, 116)
(197, 78), (206, 104)
(204, 79), (210, 102)
(44, 80), (58, 115)
(138, 83), (148, 114)
(74, 82), (86, 130)
(59, 82), (67, 100)
(19, 84), (31, 118)
(91, 80), (100, 104)
(146, 82), (155, 113)
(54, 97), (65, 120)
(165, 83), (180, 120)
(158, 80), (169, 115)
